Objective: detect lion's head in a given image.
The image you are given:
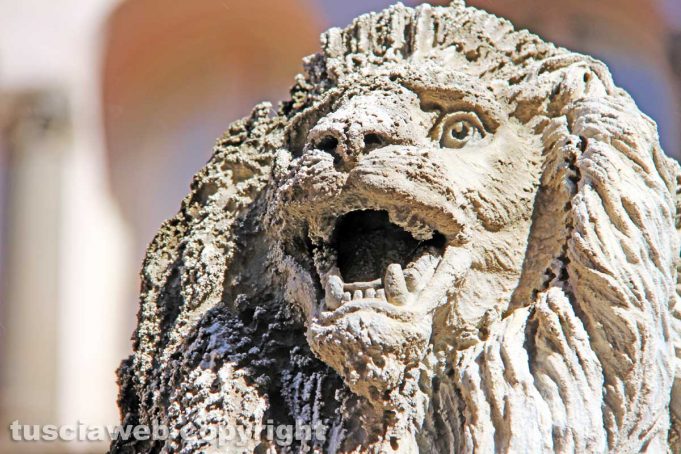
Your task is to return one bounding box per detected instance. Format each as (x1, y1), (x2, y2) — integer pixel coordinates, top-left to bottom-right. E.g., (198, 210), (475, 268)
(266, 65), (541, 403)
(115, 3), (681, 453)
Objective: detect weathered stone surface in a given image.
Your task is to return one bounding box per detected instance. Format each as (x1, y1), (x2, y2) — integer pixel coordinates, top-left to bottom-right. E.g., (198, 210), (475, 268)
(112, 2), (681, 453)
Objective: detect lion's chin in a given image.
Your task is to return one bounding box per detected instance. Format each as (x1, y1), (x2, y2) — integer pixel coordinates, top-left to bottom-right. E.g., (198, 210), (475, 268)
(307, 309), (432, 402)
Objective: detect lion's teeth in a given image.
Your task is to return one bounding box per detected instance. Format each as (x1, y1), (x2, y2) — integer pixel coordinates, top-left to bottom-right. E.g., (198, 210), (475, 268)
(325, 275), (344, 309)
(420, 255), (439, 273)
(343, 279), (381, 292)
(325, 274), (392, 307)
(404, 253), (439, 293)
(404, 268), (420, 293)
(384, 264), (409, 306)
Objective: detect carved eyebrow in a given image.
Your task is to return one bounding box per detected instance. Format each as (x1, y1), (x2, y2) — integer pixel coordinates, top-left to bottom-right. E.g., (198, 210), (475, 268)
(417, 89), (503, 133)
(395, 75), (504, 133)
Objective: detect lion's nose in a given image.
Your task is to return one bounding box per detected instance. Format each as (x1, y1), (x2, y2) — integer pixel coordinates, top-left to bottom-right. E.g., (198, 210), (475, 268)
(310, 123), (394, 170)
(321, 131), (389, 154)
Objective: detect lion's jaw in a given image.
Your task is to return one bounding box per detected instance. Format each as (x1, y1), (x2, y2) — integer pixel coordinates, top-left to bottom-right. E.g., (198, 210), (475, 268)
(306, 216), (473, 402)
(289, 190), (474, 403)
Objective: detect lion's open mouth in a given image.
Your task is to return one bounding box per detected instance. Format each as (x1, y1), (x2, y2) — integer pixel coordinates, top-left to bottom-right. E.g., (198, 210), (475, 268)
(318, 209), (446, 310)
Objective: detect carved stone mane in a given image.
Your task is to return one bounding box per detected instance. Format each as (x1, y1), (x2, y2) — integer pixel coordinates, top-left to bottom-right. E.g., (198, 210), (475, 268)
(112, 2), (681, 453)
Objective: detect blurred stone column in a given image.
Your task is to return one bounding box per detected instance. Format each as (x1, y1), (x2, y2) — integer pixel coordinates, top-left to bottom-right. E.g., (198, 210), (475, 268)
(0, 0), (129, 452)
(0, 90), (129, 453)
(0, 91), (67, 442)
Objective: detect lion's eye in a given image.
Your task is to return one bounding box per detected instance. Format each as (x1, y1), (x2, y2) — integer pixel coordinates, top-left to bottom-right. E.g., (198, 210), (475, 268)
(437, 112), (485, 149)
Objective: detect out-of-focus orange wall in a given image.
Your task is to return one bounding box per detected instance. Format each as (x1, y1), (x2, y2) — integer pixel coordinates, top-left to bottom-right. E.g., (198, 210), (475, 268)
(103, 0), (323, 266)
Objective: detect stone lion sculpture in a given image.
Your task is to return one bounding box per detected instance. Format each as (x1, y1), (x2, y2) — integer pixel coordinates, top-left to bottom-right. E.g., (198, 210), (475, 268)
(112, 2), (681, 453)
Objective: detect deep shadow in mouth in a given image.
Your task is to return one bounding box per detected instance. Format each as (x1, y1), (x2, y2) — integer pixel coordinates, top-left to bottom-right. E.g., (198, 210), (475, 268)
(332, 210), (445, 283)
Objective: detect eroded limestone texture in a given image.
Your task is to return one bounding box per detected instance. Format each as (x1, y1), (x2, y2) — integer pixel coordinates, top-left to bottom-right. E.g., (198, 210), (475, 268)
(112, 2), (681, 453)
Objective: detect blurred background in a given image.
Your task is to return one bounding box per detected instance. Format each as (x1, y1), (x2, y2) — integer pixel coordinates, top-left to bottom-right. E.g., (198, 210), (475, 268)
(0, 0), (679, 452)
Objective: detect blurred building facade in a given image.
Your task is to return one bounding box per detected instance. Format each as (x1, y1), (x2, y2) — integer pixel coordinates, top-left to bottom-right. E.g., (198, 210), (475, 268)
(0, 0), (679, 452)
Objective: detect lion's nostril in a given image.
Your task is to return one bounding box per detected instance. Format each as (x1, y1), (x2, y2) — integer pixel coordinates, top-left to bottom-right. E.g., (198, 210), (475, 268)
(317, 135), (339, 153)
(363, 133), (386, 151)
